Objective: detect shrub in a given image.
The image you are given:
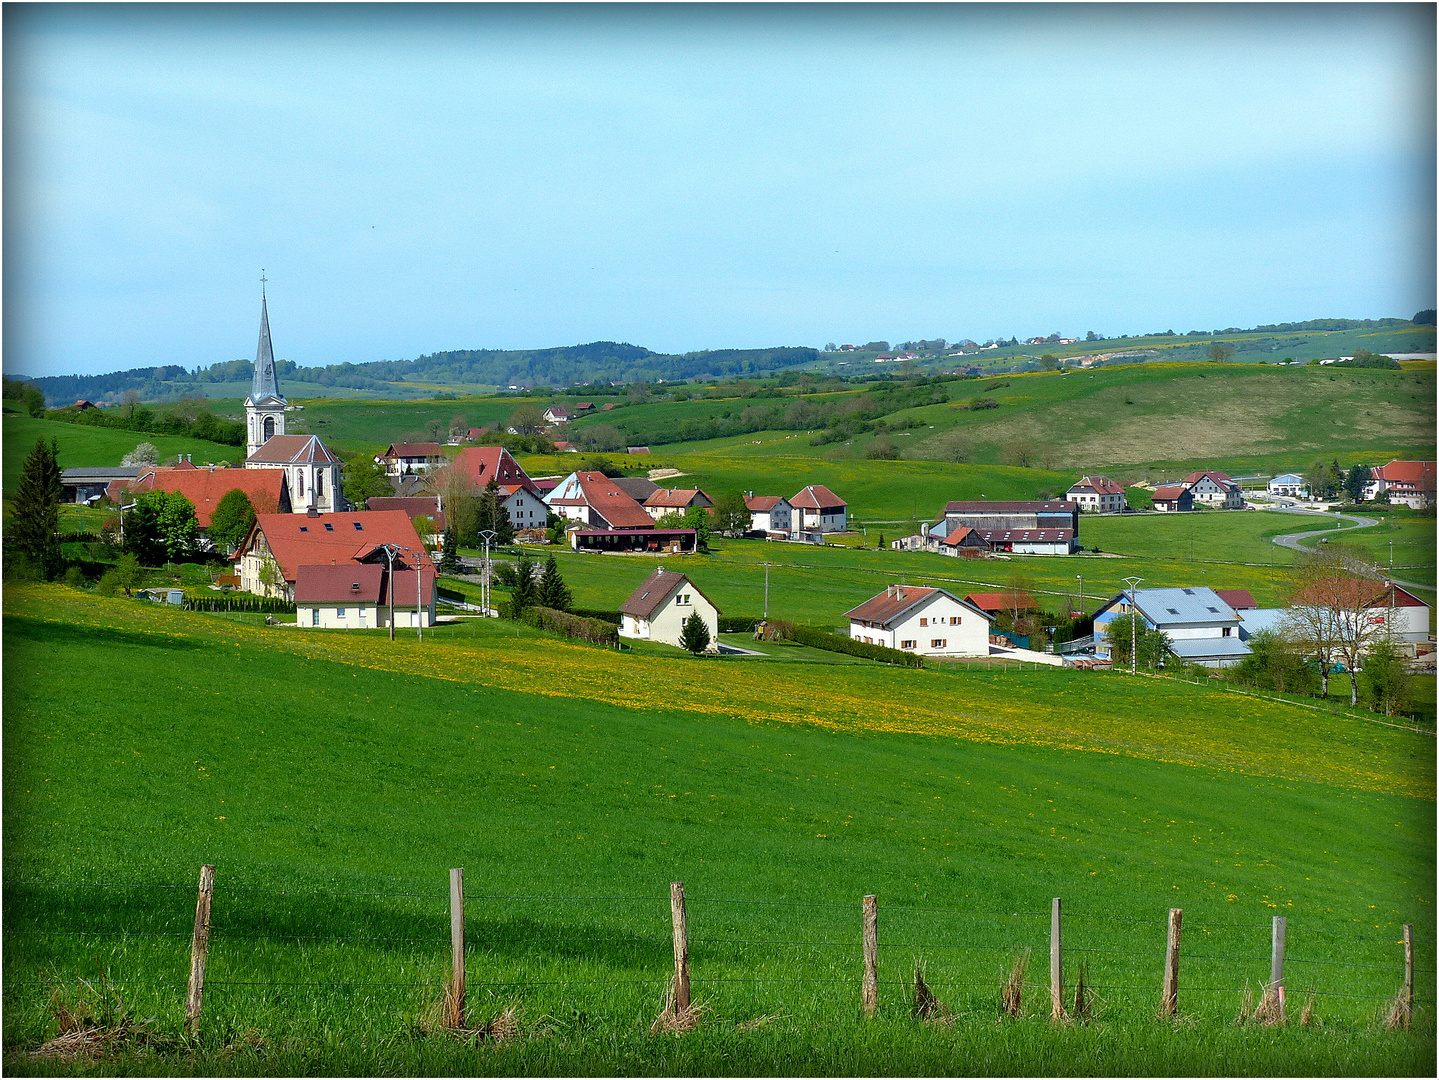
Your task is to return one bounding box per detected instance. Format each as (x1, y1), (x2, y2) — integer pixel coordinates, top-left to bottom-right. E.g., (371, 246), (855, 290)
(761, 620), (924, 667)
(718, 615), (759, 633)
(570, 607), (622, 625)
(524, 605), (619, 647)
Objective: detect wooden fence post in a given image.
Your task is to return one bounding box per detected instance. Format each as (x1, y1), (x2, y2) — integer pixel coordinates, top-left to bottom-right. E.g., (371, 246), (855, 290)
(1050, 897), (1064, 1021)
(446, 867), (465, 1029)
(185, 864), (215, 1036)
(1160, 907), (1183, 1017)
(1402, 923), (1414, 1026)
(1271, 915), (1287, 1022)
(862, 894), (878, 1017)
(671, 881), (690, 1010)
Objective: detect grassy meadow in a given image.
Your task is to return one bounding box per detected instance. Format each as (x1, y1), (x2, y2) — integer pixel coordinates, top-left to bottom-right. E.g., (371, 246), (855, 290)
(3, 584), (1434, 1074)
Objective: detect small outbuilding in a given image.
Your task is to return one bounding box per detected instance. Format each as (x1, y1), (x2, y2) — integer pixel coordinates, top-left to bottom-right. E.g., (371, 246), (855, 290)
(618, 568), (720, 650)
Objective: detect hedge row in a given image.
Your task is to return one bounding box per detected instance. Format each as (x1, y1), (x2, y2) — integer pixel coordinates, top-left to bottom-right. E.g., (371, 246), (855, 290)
(185, 595), (297, 614)
(58, 531), (100, 544)
(524, 605), (620, 646)
(718, 615), (760, 634)
(570, 607), (623, 626)
(764, 619), (924, 667)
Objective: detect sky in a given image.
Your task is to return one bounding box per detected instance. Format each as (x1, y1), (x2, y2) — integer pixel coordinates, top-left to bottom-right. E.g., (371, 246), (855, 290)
(5, 2), (1435, 379)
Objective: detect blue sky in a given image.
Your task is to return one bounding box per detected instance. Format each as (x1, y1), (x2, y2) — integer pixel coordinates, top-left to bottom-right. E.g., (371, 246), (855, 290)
(5, 3), (1435, 378)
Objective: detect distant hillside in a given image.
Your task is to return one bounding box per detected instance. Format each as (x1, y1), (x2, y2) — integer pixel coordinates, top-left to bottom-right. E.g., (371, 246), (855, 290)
(20, 342), (820, 405)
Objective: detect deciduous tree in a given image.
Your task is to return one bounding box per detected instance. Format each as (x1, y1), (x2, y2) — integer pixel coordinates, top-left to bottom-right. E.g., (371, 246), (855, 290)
(208, 488), (256, 554)
(342, 454), (392, 509)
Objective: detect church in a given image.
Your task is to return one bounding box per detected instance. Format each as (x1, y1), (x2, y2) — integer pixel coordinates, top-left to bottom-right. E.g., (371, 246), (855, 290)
(242, 286), (346, 513)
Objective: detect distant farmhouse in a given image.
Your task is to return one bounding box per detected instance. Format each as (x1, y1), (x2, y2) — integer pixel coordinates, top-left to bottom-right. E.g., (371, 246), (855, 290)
(1266, 473), (1307, 498)
(1065, 475), (1128, 513)
(740, 486), (847, 542)
(845, 585), (992, 657)
(545, 471), (698, 553)
(1362, 460), (1436, 509)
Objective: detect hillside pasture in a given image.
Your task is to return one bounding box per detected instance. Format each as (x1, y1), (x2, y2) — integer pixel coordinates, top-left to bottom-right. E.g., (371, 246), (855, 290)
(2, 585), (1433, 1074)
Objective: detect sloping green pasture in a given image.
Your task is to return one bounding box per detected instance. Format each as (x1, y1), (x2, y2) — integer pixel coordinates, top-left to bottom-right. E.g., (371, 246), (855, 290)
(3, 586), (1432, 1073)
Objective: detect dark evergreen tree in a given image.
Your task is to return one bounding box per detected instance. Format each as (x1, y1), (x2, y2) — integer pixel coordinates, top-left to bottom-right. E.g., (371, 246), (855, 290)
(536, 554), (572, 611)
(680, 610), (711, 656)
(11, 437), (63, 578)
(1344, 464), (1372, 504)
(439, 527), (461, 574)
(504, 553), (537, 619)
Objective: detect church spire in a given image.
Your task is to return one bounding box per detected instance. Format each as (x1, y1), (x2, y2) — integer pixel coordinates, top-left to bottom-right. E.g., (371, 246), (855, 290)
(250, 273), (284, 404)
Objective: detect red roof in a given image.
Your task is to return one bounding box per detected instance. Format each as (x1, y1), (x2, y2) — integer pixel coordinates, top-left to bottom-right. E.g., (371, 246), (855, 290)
(248, 435), (341, 466)
(295, 563), (385, 604)
(1151, 485), (1190, 500)
(791, 484), (847, 510)
(1214, 589), (1258, 610)
(645, 488), (709, 509)
(1374, 460), (1436, 490)
(447, 447), (536, 493)
(122, 467), (289, 527)
(619, 568), (718, 619)
(1181, 470), (1236, 489)
(844, 586), (940, 626)
(1068, 475), (1125, 496)
(381, 442), (446, 459)
(745, 495), (786, 512)
(964, 591), (1037, 613)
(240, 511), (432, 584)
(942, 525), (983, 546)
(569, 472), (655, 529)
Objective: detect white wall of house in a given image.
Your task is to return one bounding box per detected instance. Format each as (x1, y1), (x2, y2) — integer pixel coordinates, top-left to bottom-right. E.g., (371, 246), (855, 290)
(1188, 476), (1243, 508)
(502, 489), (548, 529)
(750, 501), (793, 533)
(297, 601), (435, 629)
(798, 507), (847, 532)
(619, 588), (719, 649)
(849, 594), (990, 657)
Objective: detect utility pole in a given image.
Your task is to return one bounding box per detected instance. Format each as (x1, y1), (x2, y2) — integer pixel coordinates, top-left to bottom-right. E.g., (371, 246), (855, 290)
(1075, 573), (1083, 617)
(380, 543), (401, 640)
(763, 562), (770, 620)
(1122, 576), (1144, 674)
(478, 529), (497, 616)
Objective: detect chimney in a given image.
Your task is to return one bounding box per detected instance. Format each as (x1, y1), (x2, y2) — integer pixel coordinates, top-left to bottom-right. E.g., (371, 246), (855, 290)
(307, 506), (319, 518)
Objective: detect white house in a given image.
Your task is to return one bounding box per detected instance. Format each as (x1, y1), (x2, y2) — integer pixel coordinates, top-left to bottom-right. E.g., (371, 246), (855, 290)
(1267, 473), (1307, 498)
(293, 561), (436, 629)
(791, 485), (847, 532)
(1362, 461), (1436, 509)
(844, 585), (992, 657)
(643, 488), (713, 521)
(1180, 470), (1244, 509)
(543, 405), (572, 424)
(745, 494), (793, 535)
(1066, 475), (1128, 513)
(617, 568), (720, 651)
(1092, 586), (1249, 667)
(376, 443), (446, 477)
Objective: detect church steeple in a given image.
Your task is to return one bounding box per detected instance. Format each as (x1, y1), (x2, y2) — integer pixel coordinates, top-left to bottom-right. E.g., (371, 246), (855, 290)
(245, 273), (287, 457)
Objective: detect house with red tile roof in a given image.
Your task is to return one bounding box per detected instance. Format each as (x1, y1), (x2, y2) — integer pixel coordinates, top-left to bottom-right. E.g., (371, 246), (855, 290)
(1151, 484), (1195, 512)
(235, 510), (433, 603)
(964, 591), (1038, 615)
(1065, 475), (1128, 513)
(115, 466), (291, 531)
(845, 585), (991, 657)
(293, 560), (437, 629)
(1213, 589), (1258, 611)
(376, 442), (447, 477)
(643, 488), (713, 521)
(790, 485), (847, 532)
(1363, 460), (1436, 508)
(618, 568), (719, 650)
(744, 494), (792, 535)
(544, 471), (656, 530)
(1179, 470), (1243, 509)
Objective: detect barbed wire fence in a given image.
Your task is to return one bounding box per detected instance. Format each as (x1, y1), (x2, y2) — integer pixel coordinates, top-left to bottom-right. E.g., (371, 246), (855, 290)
(3, 869), (1426, 1043)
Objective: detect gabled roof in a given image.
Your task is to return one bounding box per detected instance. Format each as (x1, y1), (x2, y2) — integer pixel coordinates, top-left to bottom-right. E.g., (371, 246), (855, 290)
(1214, 588), (1258, 610)
(295, 563), (385, 604)
(944, 500), (1076, 514)
(964, 591), (1037, 613)
(247, 435), (341, 466)
(381, 442), (446, 459)
(942, 525), (984, 547)
(619, 568), (718, 619)
(548, 472), (654, 528)
(1101, 587), (1240, 628)
(1068, 475), (1125, 496)
(1151, 485), (1191, 500)
(612, 476), (659, 501)
(1373, 460), (1437, 489)
(123, 467), (289, 527)
(645, 488), (709, 509)
(791, 484), (846, 510)
(448, 446), (536, 493)
(844, 585), (990, 628)
(745, 495), (788, 512)
(1181, 470), (1237, 489)
(239, 511), (431, 583)
(1292, 578), (1424, 610)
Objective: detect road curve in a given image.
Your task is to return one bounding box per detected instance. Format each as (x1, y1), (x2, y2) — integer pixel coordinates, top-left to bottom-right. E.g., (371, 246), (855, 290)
(1266, 507), (1434, 593)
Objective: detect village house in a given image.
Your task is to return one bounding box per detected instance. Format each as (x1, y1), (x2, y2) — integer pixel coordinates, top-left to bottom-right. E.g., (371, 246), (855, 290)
(618, 568), (719, 650)
(790, 485), (848, 533)
(1150, 484), (1195, 512)
(235, 509), (433, 609)
(844, 585), (992, 657)
(1066, 475), (1128, 513)
(546, 470), (697, 552)
(61, 466), (142, 504)
(364, 496), (446, 541)
(1266, 473), (1307, 498)
(1362, 460), (1436, 508)
(643, 488), (713, 521)
(1092, 586), (1248, 667)
(542, 405), (572, 425)
(1179, 470), (1244, 509)
(111, 466), (291, 547)
(293, 560), (437, 630)
(444, 447), (549, 531)
(375, 442), (446, 477)
(744, 495), (793, 536)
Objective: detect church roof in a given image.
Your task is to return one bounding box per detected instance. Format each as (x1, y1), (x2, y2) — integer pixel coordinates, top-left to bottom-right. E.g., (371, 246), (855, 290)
(247, 435), (340, 466)
(247, 292), (285, 406)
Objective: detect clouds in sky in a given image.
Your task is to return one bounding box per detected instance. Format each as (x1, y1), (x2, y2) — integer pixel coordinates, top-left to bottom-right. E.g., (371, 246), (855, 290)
(5, 3), (1434, 377)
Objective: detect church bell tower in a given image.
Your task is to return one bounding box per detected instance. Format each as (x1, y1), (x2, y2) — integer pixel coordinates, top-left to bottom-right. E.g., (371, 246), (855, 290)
(244, 276), (287, 458)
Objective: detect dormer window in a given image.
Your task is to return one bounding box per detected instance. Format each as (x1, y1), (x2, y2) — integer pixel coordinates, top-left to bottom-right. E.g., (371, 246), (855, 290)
(324, 523), (335, 531)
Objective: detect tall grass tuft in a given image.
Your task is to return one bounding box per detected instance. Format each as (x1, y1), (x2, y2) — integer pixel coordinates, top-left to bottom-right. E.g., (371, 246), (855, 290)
(1071, 960), (1092, 1023)
(1299, 991), (1317, 1028)
(1000, 949), (1030, 1019)
(1382, 991), (1412, 1032)
(912, 963), (952, 1024)
(1253, 982), (1286, 1026)
(1235, 981), (1255, 1025)
(649, 980), (710, 1036)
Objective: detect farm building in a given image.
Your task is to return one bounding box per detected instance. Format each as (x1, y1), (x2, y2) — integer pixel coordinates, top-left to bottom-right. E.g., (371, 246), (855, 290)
(1150, 485), (1194, 512)
(1179, 470), (1244, 509)
(545, 471), (656, 530)
(790, 485), (848, 533)
(1092, 586), (1248, 668)
(61, 466), (142, 504)
(745, 494), (793, 535)
(1066, 475), (1128, 513)
(844, 585), (992, 657)
(618, 568), (719, 650)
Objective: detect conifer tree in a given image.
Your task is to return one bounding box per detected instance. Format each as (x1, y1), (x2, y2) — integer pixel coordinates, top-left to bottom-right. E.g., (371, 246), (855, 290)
(536, 554), (572, 611)
(11, 437), (63, 579)
(504, 553), (537, 619)
(681, 610), (711, 656)
(439, 527), (461, 574)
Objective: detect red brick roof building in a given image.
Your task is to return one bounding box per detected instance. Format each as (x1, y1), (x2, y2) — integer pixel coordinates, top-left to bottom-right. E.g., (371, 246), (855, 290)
(113, 466), (290, 526)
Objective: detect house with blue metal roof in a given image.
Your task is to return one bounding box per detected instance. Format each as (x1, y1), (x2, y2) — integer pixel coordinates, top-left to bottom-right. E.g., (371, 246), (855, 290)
(1093, 586), (1251, 668)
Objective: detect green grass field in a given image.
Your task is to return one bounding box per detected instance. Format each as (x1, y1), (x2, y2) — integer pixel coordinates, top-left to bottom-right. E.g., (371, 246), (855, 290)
(3, 585), (1433, 1074)
(2, 414), (242, 495)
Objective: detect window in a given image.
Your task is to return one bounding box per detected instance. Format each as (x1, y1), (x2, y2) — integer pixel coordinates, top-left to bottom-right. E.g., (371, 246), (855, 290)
(901, 639), (917, 649)
(324, 523), (335, 532)
(299, 526), (308, 533)
(337, 608), (347, 618)
(311, 609), (319, 626)
(353, 522), (364, 531)
(677, 593), (691, 605)
(950, 617), (961, 625)
(317, 471), (324, 496)
(1222, 627), (1232, 637)
(919, 618), (928, 627)
(931, 638), (946, 649)
(297, 472), (304, 497)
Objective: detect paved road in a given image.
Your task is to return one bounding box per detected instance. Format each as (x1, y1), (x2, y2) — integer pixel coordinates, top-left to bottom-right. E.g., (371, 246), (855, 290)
(1266, 507), (1435, 593)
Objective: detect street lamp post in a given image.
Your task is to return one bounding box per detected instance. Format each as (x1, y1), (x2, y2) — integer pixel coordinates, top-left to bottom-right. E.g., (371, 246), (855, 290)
(379, 543), (401, 641)
(1122, 576), (1144, 675)
(477, 529), (497, 616)
(1075, 573), (1083, 618)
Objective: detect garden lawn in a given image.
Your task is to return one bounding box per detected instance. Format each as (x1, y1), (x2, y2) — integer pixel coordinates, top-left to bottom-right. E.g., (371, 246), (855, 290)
(2, 585), (1433, 1075)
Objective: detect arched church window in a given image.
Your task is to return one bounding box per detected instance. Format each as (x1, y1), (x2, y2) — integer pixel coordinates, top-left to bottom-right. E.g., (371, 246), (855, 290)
(263, 416), (275, 441)
(297, 471), (304, 498)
